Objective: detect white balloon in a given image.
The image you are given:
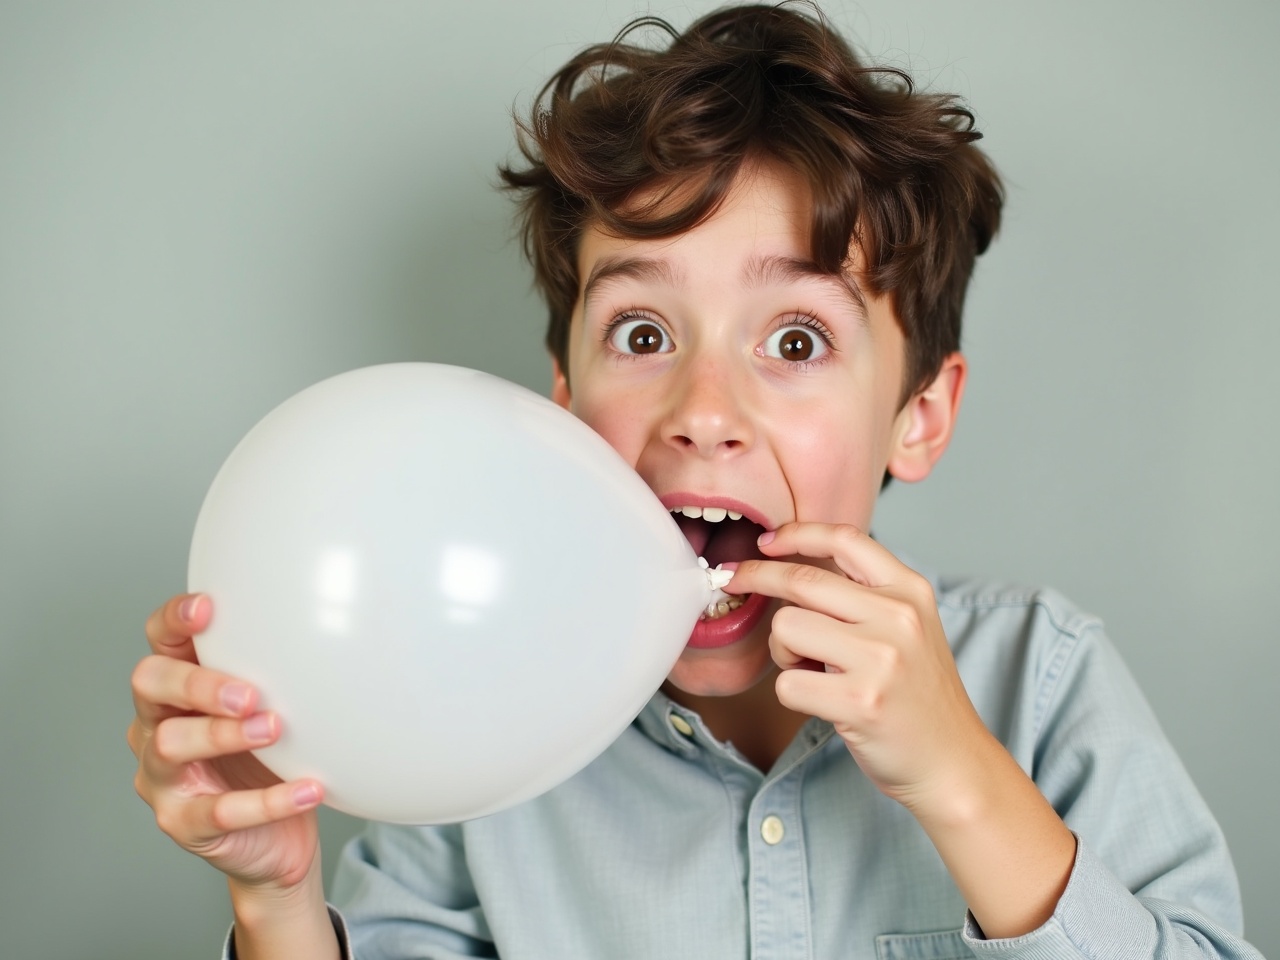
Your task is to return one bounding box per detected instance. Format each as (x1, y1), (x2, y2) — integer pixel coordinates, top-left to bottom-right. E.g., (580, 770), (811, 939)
(189, 363), (712, 823)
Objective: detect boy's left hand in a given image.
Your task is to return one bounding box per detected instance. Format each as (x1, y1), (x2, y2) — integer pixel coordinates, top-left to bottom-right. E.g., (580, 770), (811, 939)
(731, 522), (1079, 939)
(728, 521), (995, 817)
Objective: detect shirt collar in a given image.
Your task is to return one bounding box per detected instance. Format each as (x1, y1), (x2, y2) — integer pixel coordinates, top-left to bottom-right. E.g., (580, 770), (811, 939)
(633, 689), (836, 774)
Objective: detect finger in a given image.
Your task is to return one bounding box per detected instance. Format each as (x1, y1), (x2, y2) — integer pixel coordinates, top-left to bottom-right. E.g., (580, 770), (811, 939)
(773, 666), (850, 721)
(728, 557), (867, 622)
(131, 655), (258, 731)
(148, 712), (280, 768)
(126, 716), (148, 759)
(144, 593), (213, 660)
(185, 780), (324, 842)
(755, 523), (903, 588)
(768, 605), (866, 672)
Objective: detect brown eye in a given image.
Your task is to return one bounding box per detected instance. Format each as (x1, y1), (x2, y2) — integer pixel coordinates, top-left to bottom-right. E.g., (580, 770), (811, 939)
(779, 330), (814, 361)
(609, 318), (672, 356)
(763, 325), (828, 364)
(629, 323), (664, 353)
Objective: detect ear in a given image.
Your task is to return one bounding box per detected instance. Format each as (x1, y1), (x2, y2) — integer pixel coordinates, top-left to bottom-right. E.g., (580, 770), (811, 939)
(550, 353), (571, 410)
(886, 352), (967, 484)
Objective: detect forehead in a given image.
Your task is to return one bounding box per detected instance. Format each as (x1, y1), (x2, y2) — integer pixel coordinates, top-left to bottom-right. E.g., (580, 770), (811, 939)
(565, 158), (910, 398)
(579, 250), (868, 319)
(574, 159), (862, 304)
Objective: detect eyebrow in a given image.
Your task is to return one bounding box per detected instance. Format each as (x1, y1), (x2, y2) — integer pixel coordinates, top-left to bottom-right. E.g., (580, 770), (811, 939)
(582, 256), (685, 308)
(744, 254), (867, 313)
(581, 253), (866, 315)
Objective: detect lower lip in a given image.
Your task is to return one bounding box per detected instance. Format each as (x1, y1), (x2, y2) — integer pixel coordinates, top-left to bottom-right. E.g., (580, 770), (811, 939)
(686, 591), (771, 649)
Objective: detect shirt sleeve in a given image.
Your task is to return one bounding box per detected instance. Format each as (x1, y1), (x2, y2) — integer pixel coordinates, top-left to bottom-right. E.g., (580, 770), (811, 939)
(962, 615), (1264, 960)
(220, 905), (355, 960)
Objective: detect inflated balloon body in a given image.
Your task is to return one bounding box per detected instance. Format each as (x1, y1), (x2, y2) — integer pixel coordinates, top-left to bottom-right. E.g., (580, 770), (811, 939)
(190, 363), (715, 824)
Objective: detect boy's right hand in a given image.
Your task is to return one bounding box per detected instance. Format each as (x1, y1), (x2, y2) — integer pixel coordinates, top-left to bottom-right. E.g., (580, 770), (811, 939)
(128, 593), (325, 895)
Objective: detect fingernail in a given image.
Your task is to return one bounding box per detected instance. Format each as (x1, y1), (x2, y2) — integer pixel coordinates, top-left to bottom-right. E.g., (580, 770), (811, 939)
(243, 713), (274, 743)
(219, 683), (251, 715)
(292, 783), (321, 808)
(758, 530), (776, 546)
(179, 595), (202, 623)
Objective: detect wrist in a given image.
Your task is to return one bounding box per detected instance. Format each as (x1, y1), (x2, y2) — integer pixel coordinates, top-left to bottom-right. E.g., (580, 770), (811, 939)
(894, 721), (1007, 828)
(904, 736), (1076, 940)
(229, 857), (337, 960)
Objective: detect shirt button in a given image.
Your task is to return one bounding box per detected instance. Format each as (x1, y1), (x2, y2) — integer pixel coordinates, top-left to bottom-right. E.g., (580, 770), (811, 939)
(669, 713), (694, 738)
(760, 815), (785, 845)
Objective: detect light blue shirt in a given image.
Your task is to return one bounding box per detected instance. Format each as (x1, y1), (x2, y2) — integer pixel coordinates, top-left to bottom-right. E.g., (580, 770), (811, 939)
(228, 576), (1263, 959)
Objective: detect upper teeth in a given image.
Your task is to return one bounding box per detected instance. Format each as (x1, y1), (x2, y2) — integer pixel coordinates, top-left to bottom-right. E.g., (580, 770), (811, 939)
(673, 506), (743, 522)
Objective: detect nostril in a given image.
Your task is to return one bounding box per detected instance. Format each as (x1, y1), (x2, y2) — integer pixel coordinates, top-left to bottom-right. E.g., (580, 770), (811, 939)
(662, 400), (753, 454)
(668, 433), (746, 454)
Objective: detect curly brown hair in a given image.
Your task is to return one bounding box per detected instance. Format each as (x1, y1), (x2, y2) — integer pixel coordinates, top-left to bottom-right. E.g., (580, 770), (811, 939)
(500, 2), (1003, 402)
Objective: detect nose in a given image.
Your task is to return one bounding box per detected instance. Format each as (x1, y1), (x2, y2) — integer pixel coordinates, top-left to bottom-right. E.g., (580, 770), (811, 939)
(660, 353), (754, 459)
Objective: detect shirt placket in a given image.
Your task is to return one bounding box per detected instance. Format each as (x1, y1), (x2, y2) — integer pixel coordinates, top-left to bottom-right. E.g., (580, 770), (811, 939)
(746, 763), (812, 960)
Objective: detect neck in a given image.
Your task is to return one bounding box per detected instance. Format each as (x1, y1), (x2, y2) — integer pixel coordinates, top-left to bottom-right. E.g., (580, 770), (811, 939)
(662, 666), (810, 772)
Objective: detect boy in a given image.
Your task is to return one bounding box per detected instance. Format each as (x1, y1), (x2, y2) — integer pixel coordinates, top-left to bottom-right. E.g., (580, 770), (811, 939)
(128, 5), (1262, 958)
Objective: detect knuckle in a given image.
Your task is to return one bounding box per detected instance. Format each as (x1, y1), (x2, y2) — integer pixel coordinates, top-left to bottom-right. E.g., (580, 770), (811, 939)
(889, 598), (923, 636)
(125, 721), (142, 756)
(150, 720), (181, 763)
(870, 641), (902, 676)
(153, 804), (184, 840)
(905, 571), (934, 606)
(208, 795), (235, 834)
(785, 563), (825, 588)
(834, 523), (865, 545)
(133, 768), (152, 802)
(858, 688), (886, 725)
(774, 669), (799, 705)
(130, 657), (158, 698)
(163, 594), (190, 631)
(772, 604), (799, 633)
(143, 604), (166, 642)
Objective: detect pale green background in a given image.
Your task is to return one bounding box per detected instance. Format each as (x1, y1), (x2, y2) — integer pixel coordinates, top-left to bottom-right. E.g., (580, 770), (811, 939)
(1, 2), (1276, 958)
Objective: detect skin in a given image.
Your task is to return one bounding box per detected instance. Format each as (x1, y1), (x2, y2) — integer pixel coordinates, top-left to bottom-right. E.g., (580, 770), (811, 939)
(553, 160), (954, 756)
(554, 161), (1076, 937)
(128, 159), (1074, 954)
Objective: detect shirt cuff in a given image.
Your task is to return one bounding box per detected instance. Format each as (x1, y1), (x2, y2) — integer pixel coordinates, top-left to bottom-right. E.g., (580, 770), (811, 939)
(221, 904), (354, 960)
(961, 836), (1155, 959)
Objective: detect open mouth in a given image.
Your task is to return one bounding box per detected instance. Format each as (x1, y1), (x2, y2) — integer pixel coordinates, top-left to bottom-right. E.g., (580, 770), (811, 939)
(668, 503), (768, 621)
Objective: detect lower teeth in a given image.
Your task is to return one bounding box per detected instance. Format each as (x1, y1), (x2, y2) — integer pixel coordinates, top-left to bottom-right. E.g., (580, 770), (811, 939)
(699, 596), (745, 621)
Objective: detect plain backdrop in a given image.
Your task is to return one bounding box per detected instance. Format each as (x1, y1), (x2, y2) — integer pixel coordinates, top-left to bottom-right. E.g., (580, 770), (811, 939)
(1, 2), (1276, 958)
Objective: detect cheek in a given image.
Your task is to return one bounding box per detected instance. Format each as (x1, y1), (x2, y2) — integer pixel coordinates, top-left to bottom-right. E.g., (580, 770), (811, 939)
(568, 393), (649, 467)
(774, 408), (883, 523)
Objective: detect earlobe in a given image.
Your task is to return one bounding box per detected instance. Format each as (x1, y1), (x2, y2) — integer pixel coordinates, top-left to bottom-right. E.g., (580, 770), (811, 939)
(886, 352), (967, 483)
(550, 354), (572, 410)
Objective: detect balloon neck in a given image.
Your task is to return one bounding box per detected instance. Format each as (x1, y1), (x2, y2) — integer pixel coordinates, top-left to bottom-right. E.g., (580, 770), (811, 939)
(704, 566), (733, 593)
(697, 555), (734, 598)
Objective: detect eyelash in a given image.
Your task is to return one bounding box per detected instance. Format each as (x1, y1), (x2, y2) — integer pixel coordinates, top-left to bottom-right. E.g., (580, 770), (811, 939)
(770, 311), (837, 368)
(600, 310), (666, 361)
(600, 310), (838, 366)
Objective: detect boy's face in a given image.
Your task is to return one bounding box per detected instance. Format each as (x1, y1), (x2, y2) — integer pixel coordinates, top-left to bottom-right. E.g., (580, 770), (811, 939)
(553, 159), (958, 699)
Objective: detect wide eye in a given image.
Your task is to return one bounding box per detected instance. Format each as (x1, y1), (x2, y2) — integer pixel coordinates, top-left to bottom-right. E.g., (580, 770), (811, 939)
(762, 324), (829, 363)
(608, 317), (672, 355)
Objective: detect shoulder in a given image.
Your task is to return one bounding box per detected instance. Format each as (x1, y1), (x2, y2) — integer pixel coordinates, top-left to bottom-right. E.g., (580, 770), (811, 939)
(930, 573), (1105, 673)
(932, 573), (1101, 636)
(922, 572), (1139, 749)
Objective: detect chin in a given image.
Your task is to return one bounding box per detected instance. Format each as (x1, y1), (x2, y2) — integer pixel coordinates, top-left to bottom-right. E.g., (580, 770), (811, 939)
(662, 632), (778, 699)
